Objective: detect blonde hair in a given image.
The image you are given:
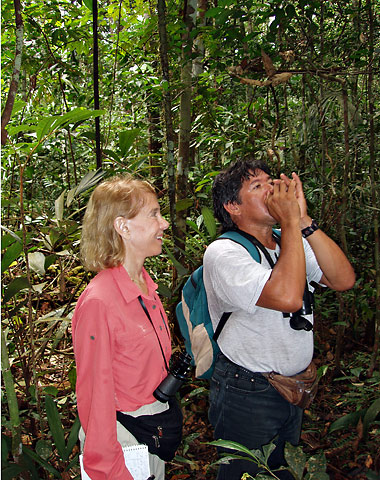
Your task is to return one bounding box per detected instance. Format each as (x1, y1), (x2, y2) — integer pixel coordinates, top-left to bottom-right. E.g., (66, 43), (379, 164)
(80, 175), (156, 272)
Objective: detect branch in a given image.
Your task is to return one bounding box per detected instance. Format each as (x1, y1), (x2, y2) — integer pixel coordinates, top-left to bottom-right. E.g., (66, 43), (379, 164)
(1, 0), (24, 145)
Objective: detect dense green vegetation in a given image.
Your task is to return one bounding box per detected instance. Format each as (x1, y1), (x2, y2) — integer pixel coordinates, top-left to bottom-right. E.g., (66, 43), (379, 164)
(1, 0), (379, 478)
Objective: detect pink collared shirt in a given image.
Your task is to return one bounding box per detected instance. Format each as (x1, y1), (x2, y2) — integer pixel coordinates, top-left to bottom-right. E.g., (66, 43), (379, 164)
(72, 265), (171, 479)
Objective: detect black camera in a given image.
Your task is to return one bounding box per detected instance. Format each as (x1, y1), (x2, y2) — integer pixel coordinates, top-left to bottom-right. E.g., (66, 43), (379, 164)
(284, 285), (314, 331)
(153, 351), (192, 403)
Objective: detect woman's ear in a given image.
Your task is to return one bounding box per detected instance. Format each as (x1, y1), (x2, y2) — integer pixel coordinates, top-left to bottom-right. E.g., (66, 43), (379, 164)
(114, 216), (129, 238)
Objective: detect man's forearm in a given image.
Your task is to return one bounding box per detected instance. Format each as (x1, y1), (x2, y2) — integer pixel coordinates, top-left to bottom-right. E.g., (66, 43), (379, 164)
(302, 221), (355, 291)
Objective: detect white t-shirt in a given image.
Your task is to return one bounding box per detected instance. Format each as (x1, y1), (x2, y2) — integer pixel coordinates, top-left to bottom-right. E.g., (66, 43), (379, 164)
(203, 237), (323, 376)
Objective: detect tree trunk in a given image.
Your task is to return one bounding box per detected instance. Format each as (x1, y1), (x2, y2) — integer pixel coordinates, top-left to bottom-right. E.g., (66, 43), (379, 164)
(176, 0), (196, 259)
(1, 0), (23, 145)
(367, 0), (379, 377)
(93, 0), (102, 168)
(157, 0), (180, 261)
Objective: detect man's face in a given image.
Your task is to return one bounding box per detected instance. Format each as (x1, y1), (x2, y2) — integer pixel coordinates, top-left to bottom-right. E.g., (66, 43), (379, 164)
(228, 169), (275, 228)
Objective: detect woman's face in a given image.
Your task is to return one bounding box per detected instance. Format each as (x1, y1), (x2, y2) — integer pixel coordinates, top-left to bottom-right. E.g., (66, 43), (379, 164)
(124, 193), (169, 259)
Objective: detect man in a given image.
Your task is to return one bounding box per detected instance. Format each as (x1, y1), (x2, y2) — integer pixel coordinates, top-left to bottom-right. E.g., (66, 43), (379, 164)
(203, 158), (355, 479)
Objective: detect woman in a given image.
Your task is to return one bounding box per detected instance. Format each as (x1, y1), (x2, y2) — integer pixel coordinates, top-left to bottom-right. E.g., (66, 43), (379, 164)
(72, 175), (170, 479)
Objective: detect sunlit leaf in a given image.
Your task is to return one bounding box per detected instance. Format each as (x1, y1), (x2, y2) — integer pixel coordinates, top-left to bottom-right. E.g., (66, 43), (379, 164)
(119, 128), (140, 156)
(28, 252), (46, 275)
(55, 190), (65, 221)
(201, 206), (217, 239)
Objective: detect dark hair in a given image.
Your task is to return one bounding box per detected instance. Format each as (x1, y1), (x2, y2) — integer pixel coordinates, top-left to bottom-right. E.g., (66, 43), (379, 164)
(212, 158), (272, 232)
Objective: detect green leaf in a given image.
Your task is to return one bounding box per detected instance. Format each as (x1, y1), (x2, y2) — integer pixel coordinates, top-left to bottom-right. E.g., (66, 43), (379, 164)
(11, 100), (27, 117)
(328, 410), (363, 433)
(1, 239), (23, 273)
(35, 439), (53, 460)
(1, 465), (27, 480)
(163, 245), (188, 276)
(157, 283), (172, 298)
(363, 398), (380, 440)
(201, 206), (217, 238)
(83, 0), (93, 11)
(119, 129), (140, 156)
(3, 276), (30, 303)
(208, 439), (256, 457)
(36, 115), (60, 141)
(307, 451), (327, 473)
(7, 124), (37, 136)
(45, 395), (67, 461)
(66, 416), (81, 455)
(55, 190), (65, 221)
(43, 386), (59, 397)
(66, 169), (105, 206)
(176, 198), (193, 212)
(22, 446), (61, 476)
(284, 443), (307, 480)
(2, 434), (9, 464)
(68, 363), (77, 391)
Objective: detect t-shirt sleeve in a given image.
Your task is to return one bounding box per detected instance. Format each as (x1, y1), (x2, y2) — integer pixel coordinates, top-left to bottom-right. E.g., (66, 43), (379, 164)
(304, 238), (324, 285)
(204, 241), (272, 314)
(73, 299), (133, 480)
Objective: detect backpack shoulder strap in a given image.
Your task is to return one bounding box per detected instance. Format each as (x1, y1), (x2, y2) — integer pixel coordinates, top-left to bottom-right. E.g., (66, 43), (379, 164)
(218, 230), (261, 262)
(212, 230), (262, 341)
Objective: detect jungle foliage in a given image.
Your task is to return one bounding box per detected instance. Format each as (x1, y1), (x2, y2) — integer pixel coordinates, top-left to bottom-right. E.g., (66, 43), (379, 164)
(1, 0), (379, 478)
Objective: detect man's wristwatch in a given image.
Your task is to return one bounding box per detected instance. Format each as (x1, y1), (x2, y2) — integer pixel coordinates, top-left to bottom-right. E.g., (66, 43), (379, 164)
(302, 219), (319, 238)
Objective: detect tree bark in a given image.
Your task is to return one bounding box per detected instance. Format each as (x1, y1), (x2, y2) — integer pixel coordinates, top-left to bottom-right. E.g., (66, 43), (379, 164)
(93, 0), (102, 169)
(1, 0), (23, 145)
(157, 0), (180, 258)
(367, 0), (379, 377)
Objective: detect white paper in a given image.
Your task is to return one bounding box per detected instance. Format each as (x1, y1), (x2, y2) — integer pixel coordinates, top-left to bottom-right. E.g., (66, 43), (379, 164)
(80, 444), (150, 480)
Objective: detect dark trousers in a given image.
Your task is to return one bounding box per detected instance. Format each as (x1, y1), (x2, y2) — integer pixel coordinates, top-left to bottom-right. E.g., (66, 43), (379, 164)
(209, 354), (303, 480)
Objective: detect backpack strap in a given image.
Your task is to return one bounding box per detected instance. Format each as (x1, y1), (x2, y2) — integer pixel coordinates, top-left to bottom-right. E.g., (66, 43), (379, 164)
(212, 229), (281, 341)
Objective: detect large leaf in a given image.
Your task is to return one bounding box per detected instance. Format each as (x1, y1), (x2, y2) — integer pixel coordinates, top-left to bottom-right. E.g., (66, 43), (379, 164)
(328, 410), (363, 433)
(201, 206), (217, 239)
(66, 416), (81, 455)
(1, 465), (27, 480)
(3, 276), (30, 303)
(363, 398), (380, 439)
(66, 169), (105, 206)
(55, 190), (65, 221)
(36, 108), (105, 142)
(1, 239), (23, 273)
(45, 395), (67, 461)
(22, 446), (61, 476)
(284, 443), (307, 480)
(28, 252), (46, 275)
(119, 128), (140, 156)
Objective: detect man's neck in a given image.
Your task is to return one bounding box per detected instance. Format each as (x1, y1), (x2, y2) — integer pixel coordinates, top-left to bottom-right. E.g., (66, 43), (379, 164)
(237, 224), (277, 249)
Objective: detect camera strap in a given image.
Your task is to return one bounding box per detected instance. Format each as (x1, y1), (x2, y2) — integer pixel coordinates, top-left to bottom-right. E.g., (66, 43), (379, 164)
(138, 295), (170, 373)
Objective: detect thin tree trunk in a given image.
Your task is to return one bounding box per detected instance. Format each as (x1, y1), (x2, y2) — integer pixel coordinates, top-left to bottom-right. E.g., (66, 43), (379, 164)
(176, 0), (196, 258)
(367, 0), (379, 377)
(157, 0), (180, 261)
(93, 0), (102, 168)
(1, 0), (23, 145)
(1, 330), (22, 459)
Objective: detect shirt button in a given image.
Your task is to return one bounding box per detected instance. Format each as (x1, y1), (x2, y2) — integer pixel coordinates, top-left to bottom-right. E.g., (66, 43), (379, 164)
(152, 305), (156, 309)
(159, 325), (163, 330)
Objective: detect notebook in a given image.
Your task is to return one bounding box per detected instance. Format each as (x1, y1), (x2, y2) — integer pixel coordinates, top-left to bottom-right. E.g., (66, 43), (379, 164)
(80, 444), (150, 480)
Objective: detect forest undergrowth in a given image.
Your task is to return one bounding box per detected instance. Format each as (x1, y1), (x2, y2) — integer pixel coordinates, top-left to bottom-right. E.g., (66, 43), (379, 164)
(2, 265), (379, 480)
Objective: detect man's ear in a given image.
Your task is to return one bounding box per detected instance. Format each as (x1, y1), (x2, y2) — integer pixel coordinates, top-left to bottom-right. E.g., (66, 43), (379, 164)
(114, 216), (129, 238)
(224, 202), (241, 217)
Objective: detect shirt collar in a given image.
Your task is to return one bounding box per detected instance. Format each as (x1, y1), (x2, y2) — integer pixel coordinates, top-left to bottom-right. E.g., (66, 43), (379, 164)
(110, 265), (158, 304)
